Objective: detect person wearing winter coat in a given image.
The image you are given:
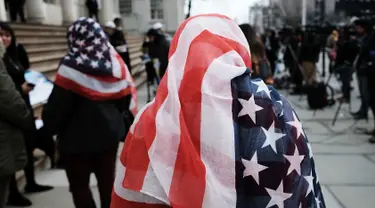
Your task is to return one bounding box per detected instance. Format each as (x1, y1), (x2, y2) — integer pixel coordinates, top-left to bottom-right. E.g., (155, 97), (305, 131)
(0, 22), (53, 207)
(111, 18), (132, 73)
(146, 28), (170, 79)
(0, 40), (30, 208)
(42, 18), (136, 208)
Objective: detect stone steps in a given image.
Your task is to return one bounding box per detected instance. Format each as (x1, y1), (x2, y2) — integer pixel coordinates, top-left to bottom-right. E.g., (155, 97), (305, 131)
(11, 22), (146, 95)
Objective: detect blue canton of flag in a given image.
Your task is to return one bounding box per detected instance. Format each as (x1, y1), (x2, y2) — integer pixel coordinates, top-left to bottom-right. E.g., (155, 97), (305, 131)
(232, 69), (326, 208)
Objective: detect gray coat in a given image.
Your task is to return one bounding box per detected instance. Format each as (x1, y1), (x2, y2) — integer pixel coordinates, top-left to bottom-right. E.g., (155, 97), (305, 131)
(0, 59), (30, 176)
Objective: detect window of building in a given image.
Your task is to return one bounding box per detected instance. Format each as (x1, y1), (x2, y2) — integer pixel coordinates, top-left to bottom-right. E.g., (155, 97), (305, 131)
(120, 0), (132, 15)
(150, 0), (164, 20)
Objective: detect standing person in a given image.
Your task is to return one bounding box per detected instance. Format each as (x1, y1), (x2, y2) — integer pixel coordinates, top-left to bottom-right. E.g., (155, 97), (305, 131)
(263, 29), (280, 75)
(153, 22), (173, 42)
(0, 37), (30, 208)
(5, 0), (26, 23)
(85, 0), (99, 23)
(146, 28), (170, 79)
(334, 27), (360, 104)
(239, 24), (273, 84)
(352, 20), (373, 120)
(0, 22), (53, 207)
(111, 18), (131, 73)
(42, 18), (137, 208)
(299, 32), (321, 86)
(111, 14), (325, 208)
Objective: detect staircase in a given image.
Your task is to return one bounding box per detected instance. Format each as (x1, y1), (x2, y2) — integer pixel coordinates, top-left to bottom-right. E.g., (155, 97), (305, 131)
(11, 23), (146, 116)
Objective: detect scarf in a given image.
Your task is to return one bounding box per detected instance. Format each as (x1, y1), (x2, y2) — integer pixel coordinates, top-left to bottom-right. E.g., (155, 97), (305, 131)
(111, 14), (325, 208)
(55, 17), (137, 115)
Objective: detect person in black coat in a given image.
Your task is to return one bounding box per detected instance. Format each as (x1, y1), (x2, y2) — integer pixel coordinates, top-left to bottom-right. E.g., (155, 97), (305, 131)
(352, 20), (373, 121)
(334, 28), (360, 103)
(5, 0), (26, 23)
(146, 28), (170, 79)
(85, 0), (99, 23)
(0, 22), (53, 207)
(299, 32), (321, 86)
(111, 18), (132, 73)
(42, 18), (132, 208)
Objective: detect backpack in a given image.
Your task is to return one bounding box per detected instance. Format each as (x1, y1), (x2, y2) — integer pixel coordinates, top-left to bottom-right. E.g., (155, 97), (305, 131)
(305, 82), (335, 110)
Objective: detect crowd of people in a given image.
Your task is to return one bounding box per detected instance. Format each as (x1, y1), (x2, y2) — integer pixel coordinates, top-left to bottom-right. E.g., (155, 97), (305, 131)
(2, 9), (375, 208)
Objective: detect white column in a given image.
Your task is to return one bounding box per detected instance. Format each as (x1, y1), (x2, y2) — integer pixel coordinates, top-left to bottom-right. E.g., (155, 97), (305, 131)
(301, 0), (306, 27)
(0, 0), (7, 21)
(25, 0), (46, 24)
(132, 0), (151, 32)
(100, 0), (114, 23)
(61, 0), (77, 24)
(163, 0), (184, 32)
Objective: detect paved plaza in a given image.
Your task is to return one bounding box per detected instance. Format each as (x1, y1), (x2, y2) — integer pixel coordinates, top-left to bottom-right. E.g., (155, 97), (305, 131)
(6, 72), (375, 208)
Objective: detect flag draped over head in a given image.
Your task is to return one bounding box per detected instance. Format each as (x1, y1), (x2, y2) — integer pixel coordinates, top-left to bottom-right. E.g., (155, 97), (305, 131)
(111, 14), (325, 208)
(55, 17), (138, 115)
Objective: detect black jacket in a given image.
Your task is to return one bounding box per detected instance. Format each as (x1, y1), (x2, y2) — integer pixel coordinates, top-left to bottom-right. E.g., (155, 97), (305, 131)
(42, 85), (129, 153)
(85, 0), (98, 10)
(148, 35), (170, 78)
(335, 38), (359, 67)
(110, 30), (131, 72)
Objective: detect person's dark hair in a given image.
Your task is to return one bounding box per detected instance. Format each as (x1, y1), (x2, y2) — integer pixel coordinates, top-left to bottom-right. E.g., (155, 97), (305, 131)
(113, 18), (122, 26)
(0, 22), (19, 63)
(239, 23), (266, 60)
(239, 24), (257, 45)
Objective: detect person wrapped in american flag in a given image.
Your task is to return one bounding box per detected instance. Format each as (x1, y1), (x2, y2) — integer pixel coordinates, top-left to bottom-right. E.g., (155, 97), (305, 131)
(111, 14), (326, 208)
(42, 17), (137, 208)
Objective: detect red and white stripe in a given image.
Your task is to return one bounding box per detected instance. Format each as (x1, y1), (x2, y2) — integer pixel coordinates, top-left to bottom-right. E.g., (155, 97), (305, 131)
(111, 14), (251, 208)
(55, 48), (138, 115)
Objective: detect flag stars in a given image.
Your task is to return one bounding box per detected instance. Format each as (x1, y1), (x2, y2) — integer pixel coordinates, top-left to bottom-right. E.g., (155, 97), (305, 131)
(105, 60), (111, 69)
(304, 170), (315, 197)
(80, 25), (87, 34)
(101, 44), (108, 51)
(241, 151), (268, 185)
(81, 53), (89, 60)
(265, 181), (292, 208)
(88, 31), (95, 38)
(93, 37), (101, 45)
(284, 145), (305, 175)
(91, 60), (99, 68)
(287, 111), (306, 139)
(95, 51), (104, 59)
(315, 197), (322, 208)
(76, 39), (85, 47)
(86, 45), (94, 52)
(253, 80), (271, 98)
(93, 22), (101, 29)
(238, 95), (263, 123)
(261, 121), (286, 153)
(74, 23), (81, 31)
(75, 56), (83, 65)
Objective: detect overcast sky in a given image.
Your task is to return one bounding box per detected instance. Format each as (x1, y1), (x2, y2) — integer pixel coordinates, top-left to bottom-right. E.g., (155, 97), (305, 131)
(188, 0), (266, 24)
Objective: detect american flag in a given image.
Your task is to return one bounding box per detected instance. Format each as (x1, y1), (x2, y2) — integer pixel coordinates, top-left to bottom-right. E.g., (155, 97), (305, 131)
(111, 14), (325, 208)
(55, 17), (138, 114)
